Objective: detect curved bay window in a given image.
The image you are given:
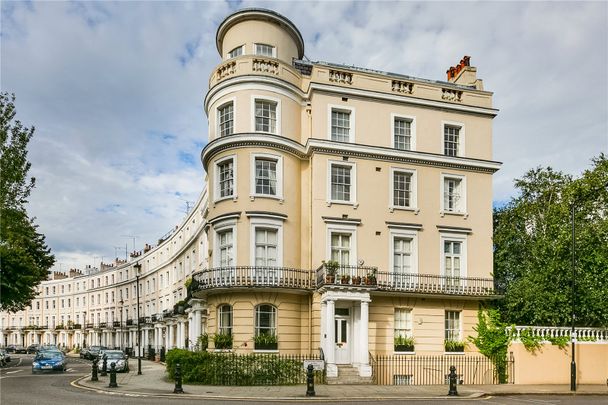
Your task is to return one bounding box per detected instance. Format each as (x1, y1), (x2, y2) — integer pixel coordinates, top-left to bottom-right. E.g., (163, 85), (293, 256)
(254, 304), (277, 350)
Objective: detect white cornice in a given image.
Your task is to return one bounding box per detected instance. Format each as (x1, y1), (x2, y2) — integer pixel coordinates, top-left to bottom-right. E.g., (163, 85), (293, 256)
(202, 133), (501, 174)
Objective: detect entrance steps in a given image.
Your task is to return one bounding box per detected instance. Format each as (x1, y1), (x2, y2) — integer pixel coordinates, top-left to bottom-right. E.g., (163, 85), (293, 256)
(326, 365), (373, 385)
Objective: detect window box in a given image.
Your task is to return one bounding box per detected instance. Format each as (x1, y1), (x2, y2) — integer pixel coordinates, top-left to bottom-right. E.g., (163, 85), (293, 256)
(213, 333), (233, 350)
(444, 339), (465, 353)
(254, 342), (278, 351)
(394, 335), (415, 353)
(394, 345), (415, 352)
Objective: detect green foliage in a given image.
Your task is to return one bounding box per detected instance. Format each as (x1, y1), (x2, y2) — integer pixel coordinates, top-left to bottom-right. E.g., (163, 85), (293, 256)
(253, 332), (278, 345)
(324, 260), (339, 276)
(196, 333), (208, 351)
(184, 277), (192, 289)
(393, 335), (415, 348)
(546, 335), (570, 349)
(468, 309), (514, 383)
(494, 155), (608, 327)
(519, 329), (543, 353)
(213, 332), (233, 349)
(0, 92), (55, 312)
(444, 339), (466, 352)
(165, 349), (314, 385)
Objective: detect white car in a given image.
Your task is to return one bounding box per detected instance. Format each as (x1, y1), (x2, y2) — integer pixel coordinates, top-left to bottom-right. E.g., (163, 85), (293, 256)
(98, 350), (129, 372)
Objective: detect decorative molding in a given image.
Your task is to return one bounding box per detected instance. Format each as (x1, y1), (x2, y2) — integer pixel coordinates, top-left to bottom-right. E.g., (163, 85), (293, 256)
(322, 216), (362, 225)
(329, 69), (353, 85)
(392, 80), (414, 94)
(245, 211), (288, 221)
(436, 225), (472, 234)
(386, 221), (423, 230)
(208, 211), (241, 226)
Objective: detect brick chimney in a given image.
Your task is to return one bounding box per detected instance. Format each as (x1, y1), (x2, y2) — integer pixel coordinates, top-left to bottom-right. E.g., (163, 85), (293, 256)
(53, 272), (68, 280)
(446, 56), (483, 90)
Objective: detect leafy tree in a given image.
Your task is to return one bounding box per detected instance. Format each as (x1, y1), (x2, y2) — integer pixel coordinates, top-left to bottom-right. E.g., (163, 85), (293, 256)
(493, 154), (608, 327)
(0, 92), (55, 312)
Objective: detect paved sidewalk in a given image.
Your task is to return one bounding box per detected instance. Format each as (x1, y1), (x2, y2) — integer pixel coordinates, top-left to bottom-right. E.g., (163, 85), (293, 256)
(73, 359), (608, 400)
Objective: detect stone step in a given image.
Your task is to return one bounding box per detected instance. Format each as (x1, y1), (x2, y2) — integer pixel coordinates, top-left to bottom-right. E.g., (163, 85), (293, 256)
(327, 366), (374, 385)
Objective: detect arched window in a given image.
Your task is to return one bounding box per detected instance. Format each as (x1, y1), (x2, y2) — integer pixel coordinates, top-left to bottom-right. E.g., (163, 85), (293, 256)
(255, 304), (277, 337)
(217, 304), (232, 335)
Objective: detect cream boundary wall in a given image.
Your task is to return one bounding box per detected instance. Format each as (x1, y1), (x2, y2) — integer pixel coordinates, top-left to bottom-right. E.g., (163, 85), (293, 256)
(510, 343), (608, 385)
(2, 8), (501, 379)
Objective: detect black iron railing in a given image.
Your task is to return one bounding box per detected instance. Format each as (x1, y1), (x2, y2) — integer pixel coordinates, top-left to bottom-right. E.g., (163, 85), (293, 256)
(190, 265), (497, 297)
(370, 354), (514, 385)
(192, 267), (314, 291)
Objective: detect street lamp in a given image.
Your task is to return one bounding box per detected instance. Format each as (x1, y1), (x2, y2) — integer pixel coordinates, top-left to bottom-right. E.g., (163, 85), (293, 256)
(570, 202), (576, 392)
(118, 300), (124, 352)
(83, 311), (87, 348)
(134, 262), (142, 375)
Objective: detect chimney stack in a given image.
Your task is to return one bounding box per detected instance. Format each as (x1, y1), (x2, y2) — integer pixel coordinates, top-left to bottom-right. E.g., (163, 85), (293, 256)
(446, 56), (483, 90)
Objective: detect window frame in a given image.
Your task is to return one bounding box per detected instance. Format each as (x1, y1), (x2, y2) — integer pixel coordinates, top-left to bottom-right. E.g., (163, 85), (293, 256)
(440, 173), (467, 216)
(327, 104), (356, 143)
(391, 113), (416, 151)
(389, 229), (418, 277)
(327, 160), (357, 206)
(251, 96), (281, 135)
(394, 308), (413, 352)
(389, 167), (418, 212)
(253, 43), (276, 58)
(217, 304), (233, 336)
(227, 45), (244, 59)
(249, 217), (283, 267)
(250, 153), (283, 200)
(439, 233), (467, 279)
(213, 221), (237, 268)
(213, 155), (237, 202)
(441, 121), (465, 157)
(217, 99), (235, 137)
(444, 310), (461, 342)
(326, 223), (357, 267)
(254, 304), (277, 337)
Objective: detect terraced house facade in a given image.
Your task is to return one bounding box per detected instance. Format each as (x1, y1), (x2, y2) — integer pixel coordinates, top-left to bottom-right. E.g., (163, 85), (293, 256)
(1, 8), (500, 380)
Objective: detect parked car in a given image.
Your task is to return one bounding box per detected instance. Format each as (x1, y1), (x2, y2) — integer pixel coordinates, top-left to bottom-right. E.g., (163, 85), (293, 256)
(8, 345), (27, 354)
(80, 347), (90, 359)
(98, 350), (129, 372)
(0, 349), (10, 366)
(85, 345), (108, 360)
(40, 344), (59, 352)
(5, 345), (16, 353)
(32, 350), (66, 373)
(27, 344), (41, 354)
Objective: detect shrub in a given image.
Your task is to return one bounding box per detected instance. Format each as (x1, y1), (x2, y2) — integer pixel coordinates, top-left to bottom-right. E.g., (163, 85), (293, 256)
(213, 333), (233, 349)
(444, 339), (466, 352)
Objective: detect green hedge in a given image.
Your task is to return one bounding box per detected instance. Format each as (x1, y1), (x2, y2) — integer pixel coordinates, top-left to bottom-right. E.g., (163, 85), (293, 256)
(165, 349), (321, 385)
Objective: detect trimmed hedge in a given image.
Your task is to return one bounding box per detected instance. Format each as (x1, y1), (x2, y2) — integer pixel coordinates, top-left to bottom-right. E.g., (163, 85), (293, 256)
(165, 349), (320, 385)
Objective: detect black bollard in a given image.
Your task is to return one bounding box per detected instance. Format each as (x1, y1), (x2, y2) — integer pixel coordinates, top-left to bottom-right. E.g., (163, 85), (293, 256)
(306, 364), (315, 397)
(448, 365), (458, 396)
(160, 346), (166, 362)
(100, 356), (108, 376)
(91, 358), (99, 382)
(173, 363), (184, 394)
(108, 363), (118, 388)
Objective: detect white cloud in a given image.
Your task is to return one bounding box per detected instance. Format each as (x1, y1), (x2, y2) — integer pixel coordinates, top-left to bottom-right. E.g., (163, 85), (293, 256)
(1, 1), (606, 270)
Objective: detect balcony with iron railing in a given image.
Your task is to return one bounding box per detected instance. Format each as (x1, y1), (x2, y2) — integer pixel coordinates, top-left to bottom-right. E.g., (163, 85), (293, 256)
(192, 266), (314, 292)
(190, 264), (498, 298)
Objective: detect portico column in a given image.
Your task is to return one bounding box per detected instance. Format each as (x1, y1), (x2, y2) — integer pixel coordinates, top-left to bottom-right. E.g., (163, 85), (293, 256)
(195, 310), (202, 339)
(325, 299), (337, 377)
(358, 300), (372, 377)
(167, 324), (173, 349)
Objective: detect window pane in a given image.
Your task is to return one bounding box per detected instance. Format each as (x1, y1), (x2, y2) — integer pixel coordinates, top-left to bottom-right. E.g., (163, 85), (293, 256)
(444, 126), (459, 156)
(393, 171), (412, 207)
(255, 101), (277, 133)
(394, 119), (411, 150)
(331, 110), (351, 142)
(218, 103), (234, 136)
(330, 165), (351, 201)
(255, 159), (277, 195)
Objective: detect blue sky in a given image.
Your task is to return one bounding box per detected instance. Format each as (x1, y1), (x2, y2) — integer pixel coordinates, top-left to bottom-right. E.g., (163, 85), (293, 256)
(1, 1), (606, 272)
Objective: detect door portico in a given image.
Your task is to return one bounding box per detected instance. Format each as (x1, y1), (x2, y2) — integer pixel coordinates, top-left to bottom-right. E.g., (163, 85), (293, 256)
(320, 290), (372, 377)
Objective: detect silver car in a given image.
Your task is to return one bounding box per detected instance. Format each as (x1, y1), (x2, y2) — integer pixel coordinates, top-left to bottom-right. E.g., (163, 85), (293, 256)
(97, 350), (129, 372)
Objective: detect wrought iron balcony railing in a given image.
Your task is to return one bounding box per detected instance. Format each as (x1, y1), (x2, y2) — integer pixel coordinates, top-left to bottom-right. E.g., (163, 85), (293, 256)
(191, 265), (497, 297)
(192, 266), (314, 291)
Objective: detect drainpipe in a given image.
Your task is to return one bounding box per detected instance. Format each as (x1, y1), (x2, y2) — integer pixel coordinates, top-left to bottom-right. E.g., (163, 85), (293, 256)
(307, 101), (313, 356)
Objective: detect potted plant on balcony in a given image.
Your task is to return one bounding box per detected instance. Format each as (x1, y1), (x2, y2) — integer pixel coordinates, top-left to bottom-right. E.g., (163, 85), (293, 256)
(324, 260), (339, 284)
(254, 332), (278, 350)
(174, 300), (186, 315)
(444, 339), (466, 353)
(394, 335), (415, 352)
(352, 275), (362, 285)
(364, 268), (377, 285)
(340, 274), (351, 284)
(213, 332), (233, 350)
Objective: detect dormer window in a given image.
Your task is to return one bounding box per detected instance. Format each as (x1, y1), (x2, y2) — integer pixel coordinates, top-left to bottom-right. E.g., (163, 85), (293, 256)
(254, 43), (275, 57)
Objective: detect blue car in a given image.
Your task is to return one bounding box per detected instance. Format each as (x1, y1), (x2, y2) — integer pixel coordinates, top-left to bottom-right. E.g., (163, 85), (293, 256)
(32, 350), (66, 373)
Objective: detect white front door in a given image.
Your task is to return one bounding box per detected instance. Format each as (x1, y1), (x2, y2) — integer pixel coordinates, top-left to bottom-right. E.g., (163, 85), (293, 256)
(334, 308), (351, 364)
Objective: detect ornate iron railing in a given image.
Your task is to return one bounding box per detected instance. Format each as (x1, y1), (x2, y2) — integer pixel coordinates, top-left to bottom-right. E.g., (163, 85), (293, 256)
(192, 266), (314, 291)
(191, 265), (497, 297)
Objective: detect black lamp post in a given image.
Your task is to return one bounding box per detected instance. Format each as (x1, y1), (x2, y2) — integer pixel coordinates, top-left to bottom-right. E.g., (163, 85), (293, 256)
(83, 311), (87, 348)
(118, 300), (124, 352)
(134, 262), (142, 375)
(570, 203), (576, 392)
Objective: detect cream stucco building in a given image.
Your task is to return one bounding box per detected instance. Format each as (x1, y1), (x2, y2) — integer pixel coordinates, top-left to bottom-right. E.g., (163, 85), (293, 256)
(2, 8), (502, 380)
